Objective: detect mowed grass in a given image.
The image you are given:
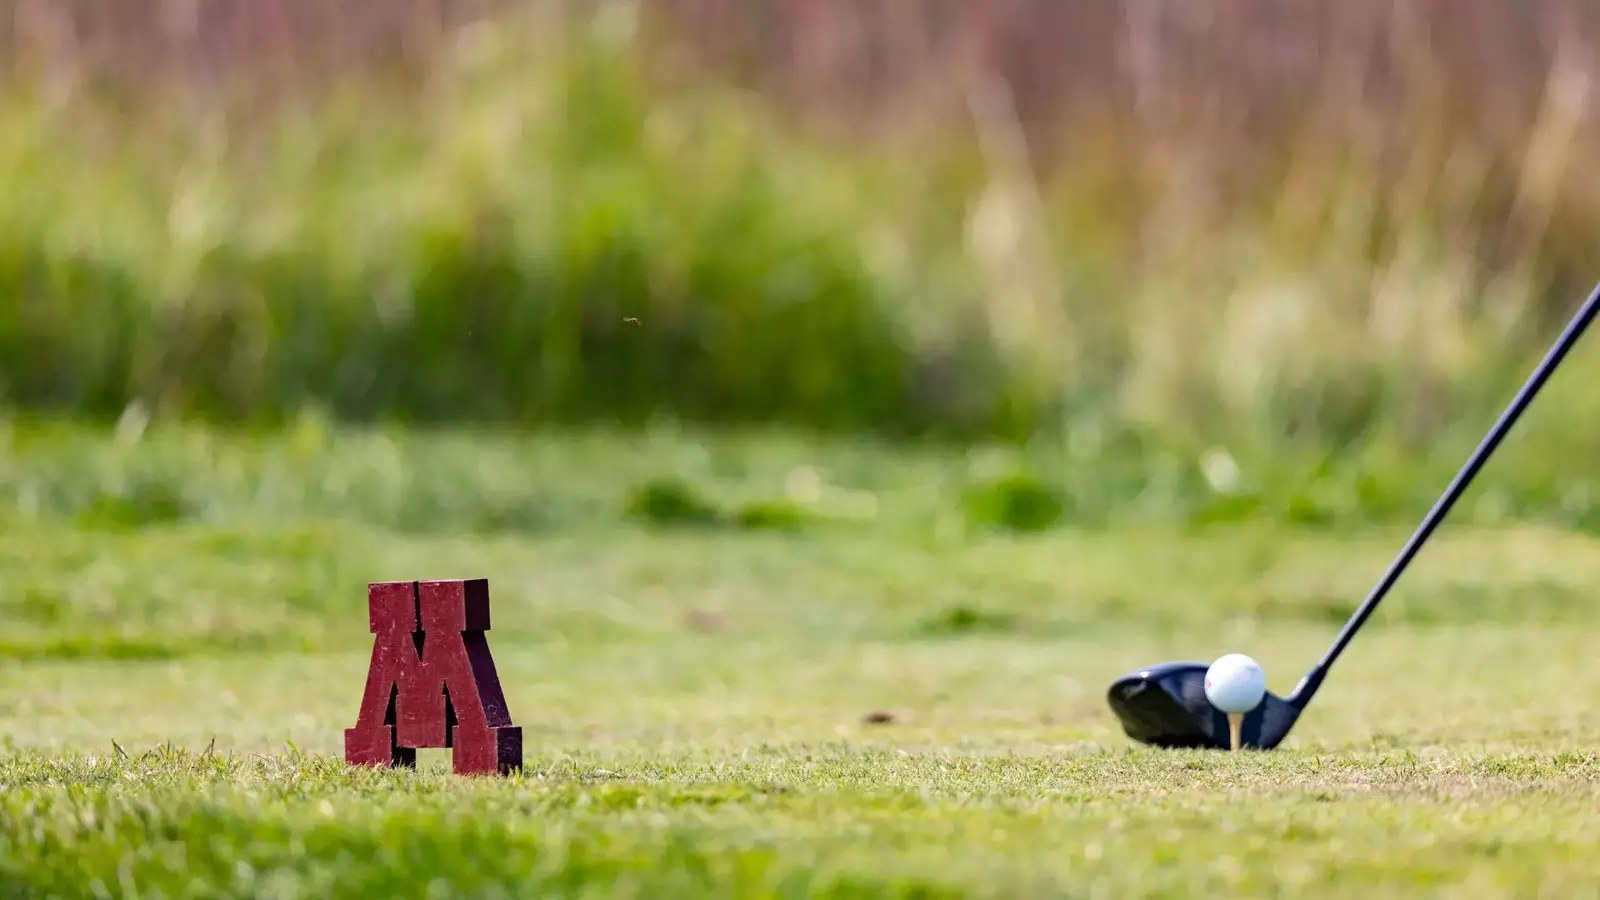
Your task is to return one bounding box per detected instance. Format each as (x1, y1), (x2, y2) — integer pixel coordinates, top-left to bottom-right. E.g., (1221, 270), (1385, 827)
(6, 425), (1600, 897)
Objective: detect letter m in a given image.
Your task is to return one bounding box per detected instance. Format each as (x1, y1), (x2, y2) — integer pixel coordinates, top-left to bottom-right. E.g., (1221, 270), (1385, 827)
(345, 579), (522, 776)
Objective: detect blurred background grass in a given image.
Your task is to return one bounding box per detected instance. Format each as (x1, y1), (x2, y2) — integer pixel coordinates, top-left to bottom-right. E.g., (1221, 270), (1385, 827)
(1, 0), (1598, 525)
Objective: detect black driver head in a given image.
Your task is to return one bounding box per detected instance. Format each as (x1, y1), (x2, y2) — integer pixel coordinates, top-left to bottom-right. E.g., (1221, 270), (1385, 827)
(1106, 661), (1303, 750)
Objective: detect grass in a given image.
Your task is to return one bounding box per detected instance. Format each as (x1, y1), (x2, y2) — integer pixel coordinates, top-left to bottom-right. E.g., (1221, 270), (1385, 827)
(3, 5), (1597, 447)
(7, 424), (1600, 896)
(8, 8), (1598, 894)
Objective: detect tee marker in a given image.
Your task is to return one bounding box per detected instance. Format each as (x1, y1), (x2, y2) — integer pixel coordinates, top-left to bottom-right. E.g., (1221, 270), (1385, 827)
(344, 579), (522, 776)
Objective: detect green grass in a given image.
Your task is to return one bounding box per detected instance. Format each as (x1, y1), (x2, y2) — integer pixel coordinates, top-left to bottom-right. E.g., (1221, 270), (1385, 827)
(7, 425), (1600, 896)
(3, 8), (1597, 448)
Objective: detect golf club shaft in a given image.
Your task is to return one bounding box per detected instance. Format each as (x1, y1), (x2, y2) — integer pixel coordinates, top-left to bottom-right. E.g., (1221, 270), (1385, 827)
(1288, 282), (1600, 709)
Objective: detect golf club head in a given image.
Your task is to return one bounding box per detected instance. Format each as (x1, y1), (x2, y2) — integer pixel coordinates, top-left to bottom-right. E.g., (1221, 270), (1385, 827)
(1106, 661), (1302, 750)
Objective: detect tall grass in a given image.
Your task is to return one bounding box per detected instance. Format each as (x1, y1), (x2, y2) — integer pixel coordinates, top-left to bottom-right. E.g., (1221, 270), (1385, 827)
(1, 1), (1597, 468)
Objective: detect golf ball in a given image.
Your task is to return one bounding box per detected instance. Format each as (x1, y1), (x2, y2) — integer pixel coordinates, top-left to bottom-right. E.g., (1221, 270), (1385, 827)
(1204, 653), (1266, 713)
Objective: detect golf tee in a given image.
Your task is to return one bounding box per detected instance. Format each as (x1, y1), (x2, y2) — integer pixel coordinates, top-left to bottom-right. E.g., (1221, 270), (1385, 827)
(1228, 713), (1242, 751)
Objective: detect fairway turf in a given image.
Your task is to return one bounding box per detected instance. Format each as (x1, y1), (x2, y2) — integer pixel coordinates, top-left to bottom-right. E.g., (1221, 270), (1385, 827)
(5, 426), (1600, 897)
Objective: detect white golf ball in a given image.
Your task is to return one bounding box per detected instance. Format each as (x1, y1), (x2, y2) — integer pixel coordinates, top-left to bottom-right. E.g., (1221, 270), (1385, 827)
(1204, 653), (1266, 713)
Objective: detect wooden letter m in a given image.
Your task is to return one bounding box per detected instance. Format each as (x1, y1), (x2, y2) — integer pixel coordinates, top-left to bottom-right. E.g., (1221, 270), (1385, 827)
(344, 579), (522, 775)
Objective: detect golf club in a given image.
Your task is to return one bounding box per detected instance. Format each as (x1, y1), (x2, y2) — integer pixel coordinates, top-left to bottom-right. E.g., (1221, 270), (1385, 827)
(1107, 281), (1600, 750)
